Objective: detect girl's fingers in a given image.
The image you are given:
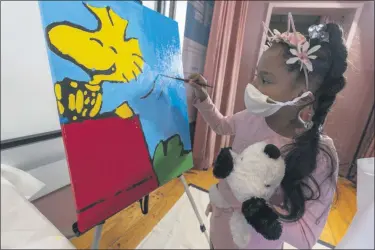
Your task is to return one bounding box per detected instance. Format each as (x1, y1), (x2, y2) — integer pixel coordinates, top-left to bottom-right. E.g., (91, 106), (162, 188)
(187, 80), (198, 88)
(199, 74), (208, 83)
(189, 73), (201, 82)
(189, 73), (207, 85)
(189, 80), (206, 90)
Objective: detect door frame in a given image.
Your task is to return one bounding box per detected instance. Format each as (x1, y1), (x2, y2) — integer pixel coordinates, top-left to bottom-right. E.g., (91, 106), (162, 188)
(256, 1), (364, 65)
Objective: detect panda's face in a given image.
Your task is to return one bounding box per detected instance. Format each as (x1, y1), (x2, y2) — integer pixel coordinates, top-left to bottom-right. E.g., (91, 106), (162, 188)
(222, 142), (285, 202)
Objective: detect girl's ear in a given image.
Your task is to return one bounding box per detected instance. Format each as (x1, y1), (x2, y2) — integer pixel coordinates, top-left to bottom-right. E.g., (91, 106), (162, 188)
(295, 91), (315, 107)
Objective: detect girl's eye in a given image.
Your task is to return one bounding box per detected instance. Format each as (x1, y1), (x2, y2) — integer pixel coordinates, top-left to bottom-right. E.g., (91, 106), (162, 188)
(265, 184), (271, 188)
(256, 73), (271, 84)
(261, 76), (272, 84)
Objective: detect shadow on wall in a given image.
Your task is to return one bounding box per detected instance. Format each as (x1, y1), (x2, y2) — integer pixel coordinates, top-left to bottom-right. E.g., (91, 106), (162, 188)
(33, 185), (77, 238)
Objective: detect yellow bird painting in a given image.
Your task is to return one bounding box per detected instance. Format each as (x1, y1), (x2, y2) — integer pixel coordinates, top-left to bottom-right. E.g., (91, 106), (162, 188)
(46, 3), (144, 122)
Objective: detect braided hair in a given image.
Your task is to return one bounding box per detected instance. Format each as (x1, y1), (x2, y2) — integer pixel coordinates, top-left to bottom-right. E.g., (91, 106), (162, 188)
(275, 23), (348, 221)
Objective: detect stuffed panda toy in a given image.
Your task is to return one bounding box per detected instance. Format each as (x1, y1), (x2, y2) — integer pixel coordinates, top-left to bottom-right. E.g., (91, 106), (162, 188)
(206, 141), (286, 249)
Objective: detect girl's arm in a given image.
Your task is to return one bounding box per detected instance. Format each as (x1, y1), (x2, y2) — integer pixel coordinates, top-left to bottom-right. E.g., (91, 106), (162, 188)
(276, 150), (338, 249)
(193, 96), (237, 136)
(189, 73), (240, 136)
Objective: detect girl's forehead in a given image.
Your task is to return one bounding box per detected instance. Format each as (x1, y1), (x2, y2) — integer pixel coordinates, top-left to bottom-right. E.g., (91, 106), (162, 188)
(258, 45), (300, 83)
(258, 45), (288, 71)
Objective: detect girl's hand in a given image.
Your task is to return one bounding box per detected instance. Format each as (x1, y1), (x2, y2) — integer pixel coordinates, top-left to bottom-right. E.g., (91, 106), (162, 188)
(189, 73), (209, 102)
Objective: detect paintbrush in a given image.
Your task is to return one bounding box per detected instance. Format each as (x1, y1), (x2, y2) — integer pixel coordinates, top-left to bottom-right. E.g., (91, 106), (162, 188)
(140, 74), (213, 100)
(159, 74), (213, 88)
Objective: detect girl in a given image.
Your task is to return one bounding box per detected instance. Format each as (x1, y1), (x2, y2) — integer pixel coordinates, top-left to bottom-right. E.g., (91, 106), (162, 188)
(189, 17), (348, 249)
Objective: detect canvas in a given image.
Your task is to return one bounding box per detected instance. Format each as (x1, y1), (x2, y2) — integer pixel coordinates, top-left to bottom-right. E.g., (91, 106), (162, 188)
(39, 1), (193, 234)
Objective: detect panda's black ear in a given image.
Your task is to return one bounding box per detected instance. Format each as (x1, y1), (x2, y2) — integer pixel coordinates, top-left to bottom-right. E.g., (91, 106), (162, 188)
(213, 147), (233, 179)
(242, 197), (282, 240)
(264, 144), (281, 159)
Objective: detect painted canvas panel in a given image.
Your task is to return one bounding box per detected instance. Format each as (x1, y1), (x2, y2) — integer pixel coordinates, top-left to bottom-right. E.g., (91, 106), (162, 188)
(39, 1), (192, 234)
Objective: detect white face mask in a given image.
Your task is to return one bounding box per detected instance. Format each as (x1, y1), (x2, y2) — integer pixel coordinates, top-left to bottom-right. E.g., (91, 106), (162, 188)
(244, 84), (313, 117)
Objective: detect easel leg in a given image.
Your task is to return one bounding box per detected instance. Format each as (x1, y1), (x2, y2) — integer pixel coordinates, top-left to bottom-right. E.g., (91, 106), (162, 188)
(91, 222), (104, 250)
(179, 175), (211, 246)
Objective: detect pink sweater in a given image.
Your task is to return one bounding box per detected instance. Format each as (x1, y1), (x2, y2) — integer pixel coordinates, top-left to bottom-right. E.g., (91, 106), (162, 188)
(194, 97), (339, 249)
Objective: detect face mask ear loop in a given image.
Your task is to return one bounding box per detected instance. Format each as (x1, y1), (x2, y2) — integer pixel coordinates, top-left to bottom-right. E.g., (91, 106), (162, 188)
(280, 91), (313, 107)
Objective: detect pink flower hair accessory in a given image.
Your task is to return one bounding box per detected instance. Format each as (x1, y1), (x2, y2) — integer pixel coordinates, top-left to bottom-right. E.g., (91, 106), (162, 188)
(262, 12), (322, 89)
(287, 41), (321, 72)
(268, 29), (306, 47)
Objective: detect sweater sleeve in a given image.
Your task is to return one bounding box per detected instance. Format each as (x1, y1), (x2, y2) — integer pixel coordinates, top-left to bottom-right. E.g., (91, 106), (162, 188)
(193, 96), (238, 136)
(278, 148), (338, 249)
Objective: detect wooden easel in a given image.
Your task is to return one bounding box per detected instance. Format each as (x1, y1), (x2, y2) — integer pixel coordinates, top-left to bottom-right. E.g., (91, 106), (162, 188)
(89, 175), (210, 249)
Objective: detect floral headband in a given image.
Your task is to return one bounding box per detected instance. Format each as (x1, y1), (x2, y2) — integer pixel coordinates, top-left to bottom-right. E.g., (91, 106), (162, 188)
(263, 13), (329, 89)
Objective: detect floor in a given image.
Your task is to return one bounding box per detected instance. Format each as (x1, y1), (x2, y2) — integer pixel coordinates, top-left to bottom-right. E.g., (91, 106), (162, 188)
(70, 169), (357, 249)
(136, 186), (331, 249)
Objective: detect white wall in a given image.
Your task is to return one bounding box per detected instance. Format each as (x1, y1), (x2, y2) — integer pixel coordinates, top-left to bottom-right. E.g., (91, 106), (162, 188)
(1, 1), (61, 141)
(142, 1), (156, 11)
(1, 137), (65, 172)
(175, 1), (188, 50)
(33, 185), (77, 238)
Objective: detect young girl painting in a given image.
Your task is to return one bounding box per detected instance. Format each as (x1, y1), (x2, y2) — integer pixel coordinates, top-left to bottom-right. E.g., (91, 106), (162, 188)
(189, 13), (348, 249)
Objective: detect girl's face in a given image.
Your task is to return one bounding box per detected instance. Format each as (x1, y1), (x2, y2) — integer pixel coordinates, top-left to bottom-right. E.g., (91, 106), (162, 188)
(252, 44), (314, 131)
(252, 44), (305, 102)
